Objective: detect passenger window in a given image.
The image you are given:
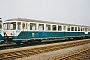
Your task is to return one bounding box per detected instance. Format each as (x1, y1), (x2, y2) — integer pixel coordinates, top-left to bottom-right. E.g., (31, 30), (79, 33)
(63, 26), (66, 31)
(26, 23), (29, 30)
(82, 28), (84, 31)
(71, 27), (74, 31)
(46, 25), (51, 30)
(17, 22), (21, 30)
(81, 27), (82, 31)
(52, 25), (56, 31)
(58, 26), (62, 31)
(22, 23), (25, 30)
(87, 28), (89, 31)
(27, 23), (30, 30)
(67, 26), (70, 31)
(75, 27), (77, 31)
(0, 22), (2, 29)
(30, 23), (36, 30)
(85, 28), (88, 31)
(85, 28), (86, 31)
(38, 24), (44, 30)
(78, 27), (80, 31)
(83, 28), (85, 31)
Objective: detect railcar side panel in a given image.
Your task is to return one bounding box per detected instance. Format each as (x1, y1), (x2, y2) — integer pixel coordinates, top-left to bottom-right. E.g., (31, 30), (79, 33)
(11, 31), (88, 43)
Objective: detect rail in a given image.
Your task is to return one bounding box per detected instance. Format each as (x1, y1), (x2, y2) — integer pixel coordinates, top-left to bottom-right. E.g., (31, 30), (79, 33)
(0, 39), (90, 60)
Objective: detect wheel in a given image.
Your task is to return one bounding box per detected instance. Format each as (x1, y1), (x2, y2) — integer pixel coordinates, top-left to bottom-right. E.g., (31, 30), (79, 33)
(38, 40), (41, 44)
(64, 37), (69, 40)
(16, 42), (21, 45)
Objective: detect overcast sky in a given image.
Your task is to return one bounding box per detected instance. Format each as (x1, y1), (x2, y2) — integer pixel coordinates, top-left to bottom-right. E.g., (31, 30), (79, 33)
(0, 0), (90, 26)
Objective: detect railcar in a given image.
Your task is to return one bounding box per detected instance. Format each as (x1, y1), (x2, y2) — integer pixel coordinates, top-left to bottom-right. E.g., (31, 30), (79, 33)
(3, 18), (90, 44)
(0, 18), (4, 44)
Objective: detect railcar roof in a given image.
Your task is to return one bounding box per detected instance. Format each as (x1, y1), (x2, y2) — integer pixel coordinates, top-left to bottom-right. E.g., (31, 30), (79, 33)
(5, 18), (89, 27)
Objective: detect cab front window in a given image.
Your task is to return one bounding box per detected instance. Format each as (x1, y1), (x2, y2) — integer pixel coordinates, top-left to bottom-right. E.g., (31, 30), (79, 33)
(3, 22), (16, 30)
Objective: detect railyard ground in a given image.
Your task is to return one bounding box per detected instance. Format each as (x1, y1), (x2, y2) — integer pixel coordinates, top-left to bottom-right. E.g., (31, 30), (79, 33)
(20, 41), (90, 60)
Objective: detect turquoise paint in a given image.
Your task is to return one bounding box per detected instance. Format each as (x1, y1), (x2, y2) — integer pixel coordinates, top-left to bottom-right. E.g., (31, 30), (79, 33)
(0, 34), (4, 43)
(11, 31), (90, 43)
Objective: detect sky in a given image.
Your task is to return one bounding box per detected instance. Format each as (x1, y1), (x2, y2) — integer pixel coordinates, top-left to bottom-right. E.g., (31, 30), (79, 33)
(0, 0), (90, 26)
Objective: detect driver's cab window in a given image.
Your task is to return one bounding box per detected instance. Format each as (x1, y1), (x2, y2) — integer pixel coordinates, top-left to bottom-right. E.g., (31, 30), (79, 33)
(3, 23), (7, 30)
(10, 22), (16, 30)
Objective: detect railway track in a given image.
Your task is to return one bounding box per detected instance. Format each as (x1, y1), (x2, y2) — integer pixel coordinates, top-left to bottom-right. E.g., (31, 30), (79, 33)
(0, 40), (67, 50)
(0, 39), (62, 50)
(54, 48), (90, 60)
(0, 43), (17, 50)
(0, 39), (90, 60)
(0, 39), (80, 50)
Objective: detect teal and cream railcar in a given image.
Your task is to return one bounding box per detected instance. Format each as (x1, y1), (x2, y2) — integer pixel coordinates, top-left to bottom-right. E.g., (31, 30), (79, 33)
(3, 18), (90, 44)
(0, 18), (4, 44)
